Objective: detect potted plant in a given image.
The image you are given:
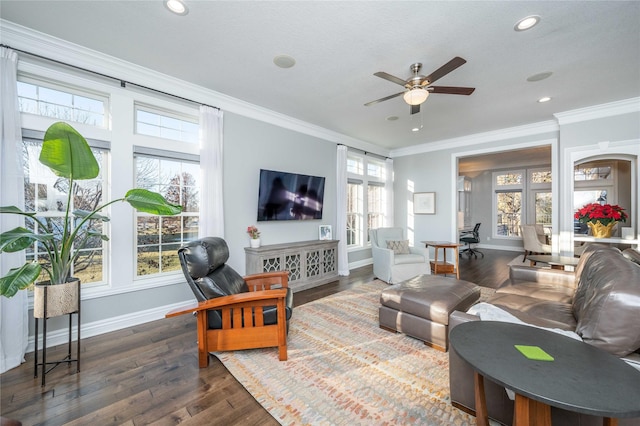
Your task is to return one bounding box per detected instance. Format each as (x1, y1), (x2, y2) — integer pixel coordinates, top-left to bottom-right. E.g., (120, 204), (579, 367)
(247, 225), (261, 248)
(574, 202), (628, 238)
(0, 122), (182, 315)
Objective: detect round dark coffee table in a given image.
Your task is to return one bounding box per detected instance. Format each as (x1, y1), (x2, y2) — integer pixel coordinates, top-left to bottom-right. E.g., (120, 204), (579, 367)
(450, 321), (640, 426)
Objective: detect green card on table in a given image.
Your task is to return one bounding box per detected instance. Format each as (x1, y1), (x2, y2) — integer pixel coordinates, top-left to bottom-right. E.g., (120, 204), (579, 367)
(514, 345), (554, 361)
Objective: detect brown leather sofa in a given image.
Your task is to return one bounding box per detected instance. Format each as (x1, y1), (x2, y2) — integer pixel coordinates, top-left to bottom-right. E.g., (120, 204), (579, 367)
(449, 244), (640, 426)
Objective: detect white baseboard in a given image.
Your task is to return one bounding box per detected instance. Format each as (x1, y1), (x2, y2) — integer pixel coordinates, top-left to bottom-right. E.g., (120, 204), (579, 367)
(27, 300), (194, 353)
(348, 258), (373, 270)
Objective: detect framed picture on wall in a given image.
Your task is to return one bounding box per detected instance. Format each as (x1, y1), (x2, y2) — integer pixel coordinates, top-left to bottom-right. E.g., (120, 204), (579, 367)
(414, 192), (436, 214)
(319, 225), (332, 240)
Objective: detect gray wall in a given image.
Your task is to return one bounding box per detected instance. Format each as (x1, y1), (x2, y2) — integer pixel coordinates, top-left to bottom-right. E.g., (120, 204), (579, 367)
(222, 112), (337, 274)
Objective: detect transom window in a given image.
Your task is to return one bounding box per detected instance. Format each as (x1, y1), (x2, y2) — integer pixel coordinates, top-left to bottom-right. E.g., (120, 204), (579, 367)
(135, 104), (198, 144)
(17, 78), (107, 127)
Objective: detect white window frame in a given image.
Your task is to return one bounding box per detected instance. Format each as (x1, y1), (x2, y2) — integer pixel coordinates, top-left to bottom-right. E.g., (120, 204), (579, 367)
(493, 169), (524, 239)
(346, 152), (387, 249)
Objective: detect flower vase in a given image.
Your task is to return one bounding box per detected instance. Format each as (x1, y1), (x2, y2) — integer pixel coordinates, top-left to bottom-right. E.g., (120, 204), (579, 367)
(587, 221), (616, 238)
(250, 238), (261, 248)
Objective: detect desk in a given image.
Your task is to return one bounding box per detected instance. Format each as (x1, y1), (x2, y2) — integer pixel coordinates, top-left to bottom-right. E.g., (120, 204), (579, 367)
(527, 255), (580, 270)
(422, 241), (461, 279)
(450, 321), (640, 426)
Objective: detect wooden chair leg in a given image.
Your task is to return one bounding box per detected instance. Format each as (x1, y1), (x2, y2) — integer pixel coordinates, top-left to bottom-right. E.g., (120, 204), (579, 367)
(196, 313), (209, 368)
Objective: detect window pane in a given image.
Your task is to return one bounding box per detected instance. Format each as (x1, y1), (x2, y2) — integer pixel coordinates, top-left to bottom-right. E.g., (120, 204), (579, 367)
(347, 182), (362, 246)
(347, 157), (363, 175)
(531, 171), (552, 184)
(17, 80), (106, 127)
(135, 156), (200, 277)
(367, 184), (384, 242)
(496, 191), (521, 236)
(367, 159), (385, 180)
(135, 107), (198, 144)
(574, 166), (611, 181)
(535, 192), (552, 226)
(496, 173), (522, 186)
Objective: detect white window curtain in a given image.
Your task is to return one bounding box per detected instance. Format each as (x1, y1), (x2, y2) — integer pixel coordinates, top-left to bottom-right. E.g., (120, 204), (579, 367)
(385, 158), (394, 226)
(0, 47), (28, 373)
(336, 145), (350, 276)
(198, 106), (224, 238)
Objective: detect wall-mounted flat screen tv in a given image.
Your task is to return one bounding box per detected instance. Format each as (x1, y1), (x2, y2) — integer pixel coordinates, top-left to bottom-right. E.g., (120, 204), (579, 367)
(257, 169), (325, 221)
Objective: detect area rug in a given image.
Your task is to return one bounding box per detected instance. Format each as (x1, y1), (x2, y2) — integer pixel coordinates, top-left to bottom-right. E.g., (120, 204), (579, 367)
(215, 280), (492, 426)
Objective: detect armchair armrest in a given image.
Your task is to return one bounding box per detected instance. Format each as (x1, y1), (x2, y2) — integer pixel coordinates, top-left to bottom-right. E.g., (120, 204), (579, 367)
(244, 270), (289, 290)
(166, 288), (289, 318)
(371, 245), (395, 268)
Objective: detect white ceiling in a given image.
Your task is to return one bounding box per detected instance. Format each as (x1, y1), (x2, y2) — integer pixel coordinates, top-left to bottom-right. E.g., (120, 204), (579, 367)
(1, 1), (639, 152)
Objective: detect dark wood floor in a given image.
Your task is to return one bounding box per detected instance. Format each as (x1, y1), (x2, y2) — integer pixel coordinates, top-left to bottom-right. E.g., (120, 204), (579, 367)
(0, 249), (516, 426)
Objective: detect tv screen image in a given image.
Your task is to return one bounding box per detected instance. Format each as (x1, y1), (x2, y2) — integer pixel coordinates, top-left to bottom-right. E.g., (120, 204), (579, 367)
(257, 169), (325, 221)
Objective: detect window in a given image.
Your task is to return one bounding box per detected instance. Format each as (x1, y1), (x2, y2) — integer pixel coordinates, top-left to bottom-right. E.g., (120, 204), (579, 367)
(135, 105), (199, 144)
(17, 78), (107, 127)
(494, 171), (523, 237)
(346, 153), (389, 248)
(135, 155), (200, 277)
(22, 137), (109, 286)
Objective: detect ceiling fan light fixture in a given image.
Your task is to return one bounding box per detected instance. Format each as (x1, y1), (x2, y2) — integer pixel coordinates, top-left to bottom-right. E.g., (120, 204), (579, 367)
(403, 88), (429, 106)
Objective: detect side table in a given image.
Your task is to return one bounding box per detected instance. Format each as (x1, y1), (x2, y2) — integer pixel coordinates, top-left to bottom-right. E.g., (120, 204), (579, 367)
(450, 321), (640, 426)
(422, 241), (461, 279)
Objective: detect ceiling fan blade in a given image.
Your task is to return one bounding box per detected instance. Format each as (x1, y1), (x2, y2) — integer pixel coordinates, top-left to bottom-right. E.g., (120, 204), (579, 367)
(429, 86), (476, 95)
(364, 91), (404, 106)
(410, 104), (420, 115)
(424, 56), (467, 85)
(373, 71), (407, 86)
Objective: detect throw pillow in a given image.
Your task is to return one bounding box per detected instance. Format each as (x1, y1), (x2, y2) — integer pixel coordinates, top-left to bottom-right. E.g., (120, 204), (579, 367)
(386, 240), (410, 255)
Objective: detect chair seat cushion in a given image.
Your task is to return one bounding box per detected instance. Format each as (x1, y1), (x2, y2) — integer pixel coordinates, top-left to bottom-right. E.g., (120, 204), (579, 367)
(394, 253), (427, 265)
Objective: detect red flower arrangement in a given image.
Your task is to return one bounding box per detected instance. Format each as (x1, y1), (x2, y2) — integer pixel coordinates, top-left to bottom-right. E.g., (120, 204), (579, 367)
(574, 203), (628, 226)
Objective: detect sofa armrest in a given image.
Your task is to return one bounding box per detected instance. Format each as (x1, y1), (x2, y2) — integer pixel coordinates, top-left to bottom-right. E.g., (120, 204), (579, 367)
(507, 265), (576, 289)
(449, 310), (480, 330)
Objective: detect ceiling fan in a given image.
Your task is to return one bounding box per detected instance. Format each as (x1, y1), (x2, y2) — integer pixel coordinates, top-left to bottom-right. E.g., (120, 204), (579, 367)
(364, 57), (475, 115)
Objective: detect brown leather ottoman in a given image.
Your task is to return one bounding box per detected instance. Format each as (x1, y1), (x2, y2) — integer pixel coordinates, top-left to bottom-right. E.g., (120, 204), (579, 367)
(379, 274), (480, 351)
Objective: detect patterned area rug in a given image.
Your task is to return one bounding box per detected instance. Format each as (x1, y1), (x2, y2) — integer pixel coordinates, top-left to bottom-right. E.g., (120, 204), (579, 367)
(216, 280), (489, 426)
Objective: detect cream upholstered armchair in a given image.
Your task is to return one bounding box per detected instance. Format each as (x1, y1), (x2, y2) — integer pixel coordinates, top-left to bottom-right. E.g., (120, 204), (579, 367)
(520, 224), (552, 261)
(370, 227), (429, 284)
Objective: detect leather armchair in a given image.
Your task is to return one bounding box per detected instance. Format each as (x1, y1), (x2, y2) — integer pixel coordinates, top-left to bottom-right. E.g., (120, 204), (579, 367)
(166, 237), (293, 367)
(369, 227), (429, 284)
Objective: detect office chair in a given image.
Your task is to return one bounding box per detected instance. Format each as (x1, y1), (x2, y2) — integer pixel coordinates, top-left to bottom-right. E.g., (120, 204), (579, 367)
(459, 223), (484, 259)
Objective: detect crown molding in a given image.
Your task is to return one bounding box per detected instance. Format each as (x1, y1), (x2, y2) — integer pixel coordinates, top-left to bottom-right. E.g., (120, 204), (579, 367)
(1, 20), (389, 157)
(554, 97), (640, 125)
(390, 120), (559, 158)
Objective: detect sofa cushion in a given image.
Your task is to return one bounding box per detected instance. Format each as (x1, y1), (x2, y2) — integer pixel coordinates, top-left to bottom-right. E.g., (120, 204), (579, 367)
(572, 246), (640, 357)
(622, 248), (640, 265)
(485, 293), (576, 331)
(375, 227), (404, 249)
(386, 239), (410, 254)
(496, 282), (575, 303)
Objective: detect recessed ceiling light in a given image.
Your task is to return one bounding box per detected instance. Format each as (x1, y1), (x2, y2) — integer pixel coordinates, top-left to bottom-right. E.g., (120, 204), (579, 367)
(514, 15), (540, 31)
(538, 96), (552, 103)
(527, 72), (553, 82)
(273, 55), (296, 69)
(386, 116), (399, 121)
(411, 126), (421, 132)
(164, 0), (189, 15)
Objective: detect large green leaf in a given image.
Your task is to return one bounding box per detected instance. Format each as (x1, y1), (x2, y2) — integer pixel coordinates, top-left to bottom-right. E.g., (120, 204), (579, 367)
(0, 227), (53, 253)
(39, 122), (99, 180)
(124, 189), (182, 215)
(0, 206), (37, 216)
(0, 262), (41, 298)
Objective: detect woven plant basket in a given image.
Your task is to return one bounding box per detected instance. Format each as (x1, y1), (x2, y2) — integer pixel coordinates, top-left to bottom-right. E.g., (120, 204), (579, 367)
(33, 279), (80, 319)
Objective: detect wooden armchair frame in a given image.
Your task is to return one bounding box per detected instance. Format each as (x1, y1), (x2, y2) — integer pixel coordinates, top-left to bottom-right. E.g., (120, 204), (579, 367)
(166, 271), (289, 367)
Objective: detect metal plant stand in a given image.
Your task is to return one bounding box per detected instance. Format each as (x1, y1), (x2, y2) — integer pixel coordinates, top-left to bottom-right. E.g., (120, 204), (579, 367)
(33, 280), (81, 387)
